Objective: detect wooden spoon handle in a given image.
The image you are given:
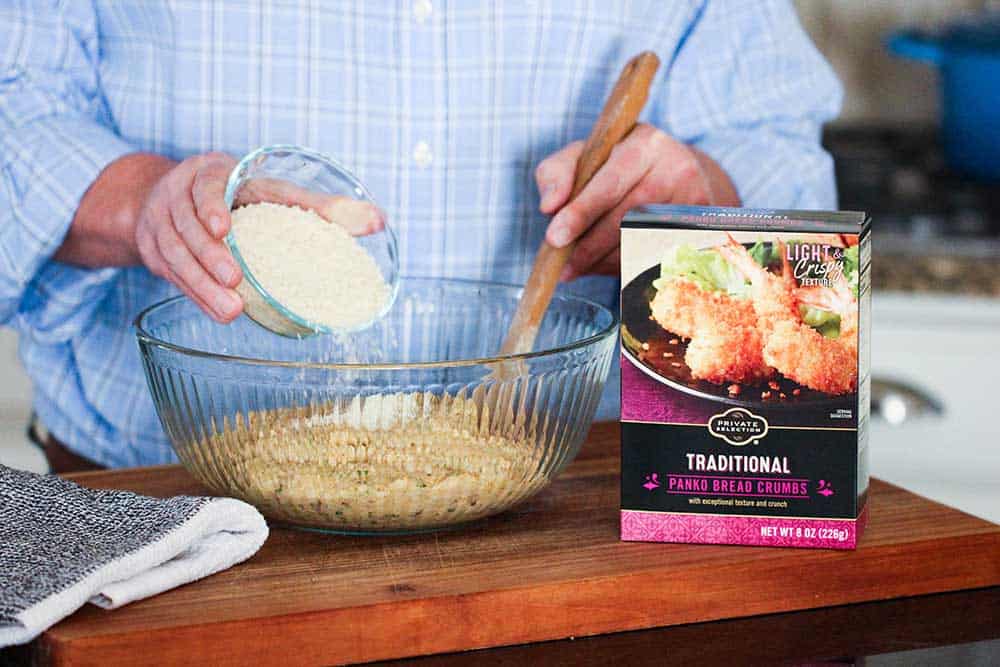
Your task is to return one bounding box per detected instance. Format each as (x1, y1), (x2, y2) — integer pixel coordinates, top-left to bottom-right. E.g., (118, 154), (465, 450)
(500, 51), (661, 356)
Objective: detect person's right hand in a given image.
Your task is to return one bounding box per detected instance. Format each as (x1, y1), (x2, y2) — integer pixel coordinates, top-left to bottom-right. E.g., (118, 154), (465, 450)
(134, 152), (245, 323)
(133, 152), (388, 324)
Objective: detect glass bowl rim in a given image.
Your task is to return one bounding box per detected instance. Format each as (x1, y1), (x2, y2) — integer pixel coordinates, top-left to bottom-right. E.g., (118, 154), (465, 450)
(133, 277), (619, 371)
(222, 143), (400, 336)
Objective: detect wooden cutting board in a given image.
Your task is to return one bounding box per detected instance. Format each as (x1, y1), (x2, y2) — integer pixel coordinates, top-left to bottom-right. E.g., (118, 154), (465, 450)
(31, 423), (1000, 666)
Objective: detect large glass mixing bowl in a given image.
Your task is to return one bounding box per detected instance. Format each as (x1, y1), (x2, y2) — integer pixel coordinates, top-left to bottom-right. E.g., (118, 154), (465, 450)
(135, 278), (617, 533)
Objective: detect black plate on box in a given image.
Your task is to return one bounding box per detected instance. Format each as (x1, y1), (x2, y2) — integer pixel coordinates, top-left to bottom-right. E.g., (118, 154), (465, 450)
(621, 264), (848, 410)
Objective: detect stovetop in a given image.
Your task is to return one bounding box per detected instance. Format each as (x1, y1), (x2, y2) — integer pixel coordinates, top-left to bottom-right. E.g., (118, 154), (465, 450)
(824, 127), (1000, 258)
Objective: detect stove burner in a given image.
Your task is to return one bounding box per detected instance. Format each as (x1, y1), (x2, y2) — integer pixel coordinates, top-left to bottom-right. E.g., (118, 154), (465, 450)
(824, 127), (1000, 247)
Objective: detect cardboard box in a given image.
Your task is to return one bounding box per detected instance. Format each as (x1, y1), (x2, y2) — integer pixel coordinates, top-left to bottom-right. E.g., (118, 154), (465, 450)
(620, 205), (871, 549)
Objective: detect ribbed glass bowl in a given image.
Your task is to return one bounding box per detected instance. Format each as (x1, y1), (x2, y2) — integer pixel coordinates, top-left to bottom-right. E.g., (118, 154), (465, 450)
(135, 278), (617, 534)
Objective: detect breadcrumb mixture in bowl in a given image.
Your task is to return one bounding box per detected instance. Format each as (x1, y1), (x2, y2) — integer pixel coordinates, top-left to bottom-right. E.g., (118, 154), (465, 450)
(135, 278), (616, 534)
(202, 394), (547, 532)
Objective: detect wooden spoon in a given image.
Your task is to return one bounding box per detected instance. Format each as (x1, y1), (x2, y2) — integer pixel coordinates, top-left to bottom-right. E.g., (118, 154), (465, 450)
(499, 51), (661, 356)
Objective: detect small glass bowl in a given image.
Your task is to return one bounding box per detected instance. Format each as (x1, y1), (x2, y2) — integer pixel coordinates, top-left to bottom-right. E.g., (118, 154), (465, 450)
(223, 145), (399, 338)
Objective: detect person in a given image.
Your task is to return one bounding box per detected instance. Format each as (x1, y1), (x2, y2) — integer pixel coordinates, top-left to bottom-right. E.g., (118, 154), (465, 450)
(0, 1), (841, 471)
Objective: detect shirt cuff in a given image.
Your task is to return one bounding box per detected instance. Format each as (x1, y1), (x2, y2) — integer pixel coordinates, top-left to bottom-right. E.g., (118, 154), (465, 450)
(693, 127), (838, 211)
(2, 116), (135, 341)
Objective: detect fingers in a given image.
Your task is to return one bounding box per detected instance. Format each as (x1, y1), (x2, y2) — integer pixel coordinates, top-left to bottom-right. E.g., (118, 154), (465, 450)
(535, 140), (584, 215)
(155, 206), (242, 323)
(562, 246), (620, 281)
(136, 154), (243, 323)
(317, 197), (385, 235)
(237, 178), (384, 235)
(191, 152), (385, 236)
(138, 216), (241, 323)
(191, 152), (237, 238)
(171, 180), (243, 289)
(555, 127), (715, 281)
(662, 156), (711, 207)
(138, 155), (243, 323)
(563, 193), (634, 281)
(590, 247), (620, 276)
(163, 265), (224, 323)
(545, 127), (662, 249)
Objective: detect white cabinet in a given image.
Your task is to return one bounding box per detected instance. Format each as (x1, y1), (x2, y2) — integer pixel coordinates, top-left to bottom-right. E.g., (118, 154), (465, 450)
(870, 293), (1000, 523)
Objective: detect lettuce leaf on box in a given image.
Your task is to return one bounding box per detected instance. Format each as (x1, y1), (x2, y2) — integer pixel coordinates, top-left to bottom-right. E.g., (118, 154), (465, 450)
(842, 245), (859, 298)
(799, 305), (841, 339)
(748, 240), (781, 268)
(652, 244), (751, 298)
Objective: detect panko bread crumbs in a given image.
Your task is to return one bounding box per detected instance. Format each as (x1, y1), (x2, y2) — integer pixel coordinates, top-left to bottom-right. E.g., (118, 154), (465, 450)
(620, 205), (871, 549)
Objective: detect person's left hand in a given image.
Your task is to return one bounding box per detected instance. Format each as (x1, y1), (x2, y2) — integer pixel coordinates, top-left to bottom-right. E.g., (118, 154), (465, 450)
(535, 123), (739, 281)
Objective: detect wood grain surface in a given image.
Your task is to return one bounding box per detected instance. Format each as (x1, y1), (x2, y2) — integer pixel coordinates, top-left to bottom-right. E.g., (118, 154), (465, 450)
(381, 587), (1000, 666)
(26, 422), (1000, 666)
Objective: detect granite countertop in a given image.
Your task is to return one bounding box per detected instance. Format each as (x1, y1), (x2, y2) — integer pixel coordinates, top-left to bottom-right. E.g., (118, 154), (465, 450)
(875, 253), (1000, 297)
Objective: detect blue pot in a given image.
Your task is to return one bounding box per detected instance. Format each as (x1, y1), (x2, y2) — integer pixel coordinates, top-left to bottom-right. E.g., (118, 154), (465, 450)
(888, 14), (1000, 181)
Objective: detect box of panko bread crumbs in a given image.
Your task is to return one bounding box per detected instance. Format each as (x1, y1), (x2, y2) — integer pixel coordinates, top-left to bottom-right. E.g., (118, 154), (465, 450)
(619, 205), (871, 549)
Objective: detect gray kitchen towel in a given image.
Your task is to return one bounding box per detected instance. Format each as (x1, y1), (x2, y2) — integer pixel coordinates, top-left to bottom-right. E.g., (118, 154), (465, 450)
(0, 464), (268, 647)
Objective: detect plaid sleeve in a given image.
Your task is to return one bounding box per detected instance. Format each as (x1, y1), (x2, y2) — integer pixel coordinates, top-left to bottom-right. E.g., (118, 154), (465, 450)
(654, 0), (843, 209)
(0, 2), (135, 341)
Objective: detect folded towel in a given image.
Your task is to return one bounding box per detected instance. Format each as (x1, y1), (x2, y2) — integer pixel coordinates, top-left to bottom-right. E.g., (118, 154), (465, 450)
(0, 464), (268, 647)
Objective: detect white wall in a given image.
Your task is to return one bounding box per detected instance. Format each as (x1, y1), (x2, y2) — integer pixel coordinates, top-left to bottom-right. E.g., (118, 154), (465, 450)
(0, 328), (32, 417)
(0, 328), (44, 471)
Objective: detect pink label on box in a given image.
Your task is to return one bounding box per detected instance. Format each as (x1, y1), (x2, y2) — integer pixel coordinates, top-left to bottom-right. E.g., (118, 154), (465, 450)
(621, 503), (868, 550)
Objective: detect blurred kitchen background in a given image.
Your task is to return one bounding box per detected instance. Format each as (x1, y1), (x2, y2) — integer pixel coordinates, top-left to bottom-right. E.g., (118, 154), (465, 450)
(2, 1), (998, 520)
(801, 0), (1000, 524)
(799, 0), (1000, 269)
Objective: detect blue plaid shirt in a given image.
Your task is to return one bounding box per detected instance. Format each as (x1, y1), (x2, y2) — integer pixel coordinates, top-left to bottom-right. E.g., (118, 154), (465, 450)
(0, 1), (840, 467)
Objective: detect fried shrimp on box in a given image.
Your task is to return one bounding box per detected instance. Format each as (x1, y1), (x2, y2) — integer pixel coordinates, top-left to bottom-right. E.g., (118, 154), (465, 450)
(718, 238), (858, 395)
(650, 277), (773, 385)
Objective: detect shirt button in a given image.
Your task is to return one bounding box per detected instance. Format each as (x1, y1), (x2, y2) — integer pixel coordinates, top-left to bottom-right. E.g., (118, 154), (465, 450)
(413, 0), (433, 23)
(412, 141), (433, 168)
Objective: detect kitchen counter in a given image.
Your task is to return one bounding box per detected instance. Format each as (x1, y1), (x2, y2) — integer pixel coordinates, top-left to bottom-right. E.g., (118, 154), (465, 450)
(876, 252), (1000, 296)
(9, 423), (1000, 666)
(868, 292), (1000, 525)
